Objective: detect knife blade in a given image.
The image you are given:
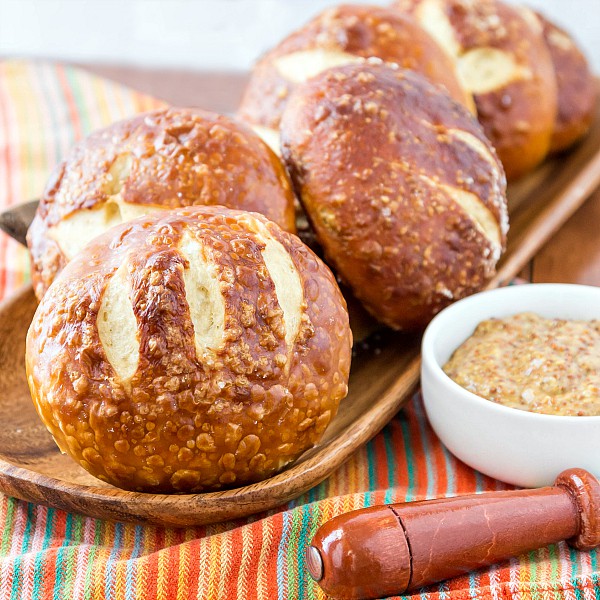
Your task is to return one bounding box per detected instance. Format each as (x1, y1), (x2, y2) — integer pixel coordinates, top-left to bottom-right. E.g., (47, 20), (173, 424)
(0, 200), (39, 247)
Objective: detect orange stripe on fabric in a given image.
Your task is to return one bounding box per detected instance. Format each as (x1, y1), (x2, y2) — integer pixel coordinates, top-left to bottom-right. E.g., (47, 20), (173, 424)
(88, 72), (119, 130)
(394, 417), (412, 497)
(115, 534), (132, 600)
(217, 528), (235, 599)
(2, 62), (27, 204)
(29, 63), (60, 178)
(0, 62), (45, 293)
(40, 61), (77, 163)
(195, 537), (215, 600)
(175, 538), (193, 600)
(16, 63), (49, 198)
(254, 519), (271, 600)
(134, 541), (150, 600)
(356, 445), (369, 494)
(420, 410), (450, 498)
(370, 429), (388, 493)
(42, 511), (65, 600)
(55, 64), (83, 142)
(388, 417), (408, 498)
(160, 535), (180, 600)
(106, 78), (131, 119)
(406, 400), (427, 497)
(185, 539), (202, 600)
(222, 524), (241, 599)
(156, 535), (169, 600)
(0, 63), (20, 299)
(243, 521), (264, 600)
(267, 513), (284, 598)
(72, 518), (94, 600)
(145, 530), (161, 600)
(22, 505), (49, 599)
(91, 521), (111, 600)
(136, 90), (166, 113)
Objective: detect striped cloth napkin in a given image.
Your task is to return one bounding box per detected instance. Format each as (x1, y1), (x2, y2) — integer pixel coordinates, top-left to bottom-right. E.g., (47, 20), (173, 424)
(1, 59), (599, 600)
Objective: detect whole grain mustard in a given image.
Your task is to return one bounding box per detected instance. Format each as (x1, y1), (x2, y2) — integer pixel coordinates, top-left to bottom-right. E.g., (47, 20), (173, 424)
(443, 313), (600, 416)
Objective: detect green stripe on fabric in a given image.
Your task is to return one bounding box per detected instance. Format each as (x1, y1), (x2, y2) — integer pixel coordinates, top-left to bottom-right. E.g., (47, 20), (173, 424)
(294, 506), (311, 600)
(125, 526), (144, 600)
(81, 520), (103, 600)
(52, 511), (74, 600)
(568, 546), (579, 584)
(548, 543), (560, 600)
(305, 502), (323, 600)
(9, 503), (34, 600)
(65, 67), (92, 135)
(61, 514), (84, 600)
(414, 398), (436, 499)
(527, 550), (539, 600)
(383, 423), (397, 504)
(42, 62), (77, 154)
(105, 522), (125, 600)
(286, 508), (305, 600)
(36, 62), (63, 172)
(0, 497), (17, 556)
(366, 436), (377, 494)
(9, 555), (24, 600)
(22, 64), (44, 200)
(32, 508), (56, 600)
(590, 550), (600, 600)
(399, 414), (416, 501)
(276, 512), (291, 600)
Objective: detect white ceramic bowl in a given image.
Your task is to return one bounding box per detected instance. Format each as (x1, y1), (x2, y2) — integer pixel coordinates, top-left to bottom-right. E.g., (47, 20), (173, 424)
(421, 283), (600, 488)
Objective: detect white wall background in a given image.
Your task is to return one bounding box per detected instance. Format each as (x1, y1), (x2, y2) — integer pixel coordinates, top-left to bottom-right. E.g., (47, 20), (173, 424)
(0, 0), (598, 72)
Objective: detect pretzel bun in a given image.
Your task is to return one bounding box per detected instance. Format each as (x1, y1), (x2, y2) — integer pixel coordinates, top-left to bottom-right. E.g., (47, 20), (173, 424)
(27, 108), (296, 300)
(533, 10), (597, 153)
(238, 4), (473, 152)
(393, 0), (557, 180)
(26, 206), (351, 493)
(281, 63), (508, 330)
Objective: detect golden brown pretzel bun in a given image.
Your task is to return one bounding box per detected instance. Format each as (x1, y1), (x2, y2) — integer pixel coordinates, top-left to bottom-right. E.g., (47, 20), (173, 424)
(281, 63), (508, 331)
(238, 3), (473, 151)
(27, 108), (297, 300)
(533, 10), (597, 153)
(26, 206), (351, 493)
(393, 0), (558, 180)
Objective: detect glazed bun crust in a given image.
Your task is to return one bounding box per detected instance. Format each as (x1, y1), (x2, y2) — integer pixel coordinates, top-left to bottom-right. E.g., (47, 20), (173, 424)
(27, 108), (297, 300)
(394, 0), (558, 180)
(281, 63), (507, 330)
(26, 206), (351, 493)
(535, 11), (597, 153)
(238, 3), (473, 143)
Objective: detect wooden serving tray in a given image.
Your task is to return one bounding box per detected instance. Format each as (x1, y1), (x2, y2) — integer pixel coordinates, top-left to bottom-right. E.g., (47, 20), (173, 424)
(1, 101), (600, 526)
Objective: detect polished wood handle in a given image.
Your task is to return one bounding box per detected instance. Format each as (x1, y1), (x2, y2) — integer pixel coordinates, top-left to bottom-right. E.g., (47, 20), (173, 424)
(307, 468), (600, 600)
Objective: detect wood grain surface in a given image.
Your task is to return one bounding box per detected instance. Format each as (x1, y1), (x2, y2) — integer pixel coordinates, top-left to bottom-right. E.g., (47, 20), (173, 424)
(0, 66), (598, 526)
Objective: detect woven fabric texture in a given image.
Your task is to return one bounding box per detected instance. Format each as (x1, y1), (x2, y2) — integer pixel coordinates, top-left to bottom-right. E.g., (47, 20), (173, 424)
(0, 59), (599, 600)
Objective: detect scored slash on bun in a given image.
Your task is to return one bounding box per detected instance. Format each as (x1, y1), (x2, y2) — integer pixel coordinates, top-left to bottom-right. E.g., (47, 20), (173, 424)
(238, 3), (473, 152)
(281, 62), (508, 331)
(393, 0), (558, 181)
(26, 206), (352, 493)
(27, 107), (297, 300)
